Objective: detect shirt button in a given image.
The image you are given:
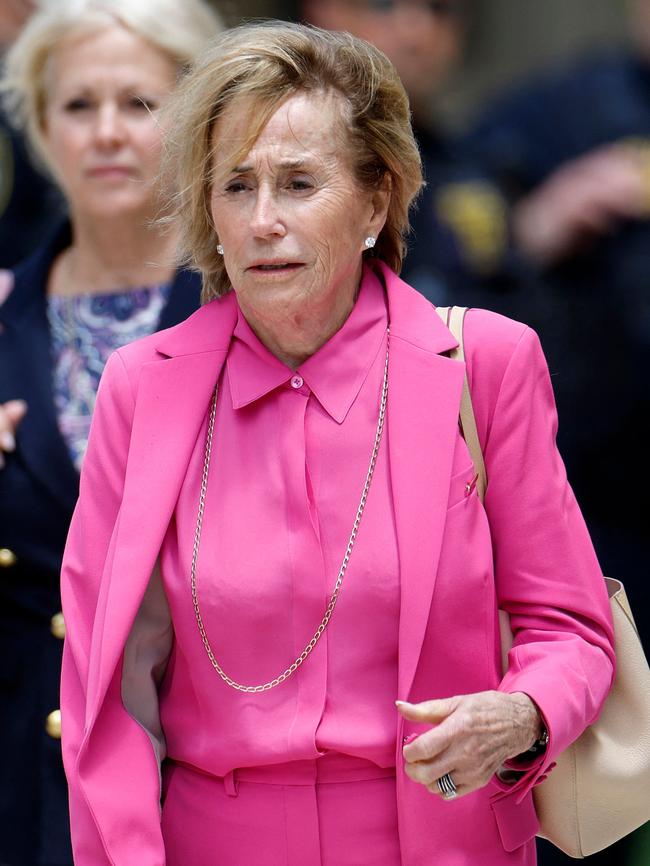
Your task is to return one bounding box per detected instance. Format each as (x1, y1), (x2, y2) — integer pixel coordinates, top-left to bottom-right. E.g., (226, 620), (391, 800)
(290, 375), (304, 389)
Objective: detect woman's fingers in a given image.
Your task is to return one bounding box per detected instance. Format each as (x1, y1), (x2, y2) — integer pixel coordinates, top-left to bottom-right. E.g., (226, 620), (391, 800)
(396, 697), (458, 724)
(397, 690), (542, 799)
(405, 747), (491, 796)
(403, 746), (452, 786)
(0, 400), (28, 465)
(404, 752), (475, 801)
(399, 697), (473, 797)
(402, 727), (488, 796)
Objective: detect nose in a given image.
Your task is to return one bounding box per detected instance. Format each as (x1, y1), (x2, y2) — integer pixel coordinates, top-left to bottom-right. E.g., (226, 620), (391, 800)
(93, 103), (125, 149)
(249, 185), (286, 239)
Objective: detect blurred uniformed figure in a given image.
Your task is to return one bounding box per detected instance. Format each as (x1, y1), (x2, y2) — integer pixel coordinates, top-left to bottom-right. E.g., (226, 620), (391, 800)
(301, 0), (514, 304)
(1, 0), (61, 267)
(464, 2), (650, 599)
(464, 10), (650, 865)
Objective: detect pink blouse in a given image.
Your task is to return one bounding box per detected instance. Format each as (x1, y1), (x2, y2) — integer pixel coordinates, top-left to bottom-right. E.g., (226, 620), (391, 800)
(158, 269), (400, 776)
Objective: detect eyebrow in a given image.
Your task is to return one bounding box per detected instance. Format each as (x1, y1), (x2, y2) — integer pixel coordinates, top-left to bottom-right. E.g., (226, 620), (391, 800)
(59, 83), (162, 98)
(230, 159), (313, 174)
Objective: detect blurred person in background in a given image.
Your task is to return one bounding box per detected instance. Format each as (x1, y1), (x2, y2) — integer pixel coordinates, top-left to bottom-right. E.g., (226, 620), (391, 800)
(0, 0), (62, 268)
(302, 0), (514, 303)
(0, 1), (223, 863)
(463, 7), (650, 864)
(463, 0), (650, 643)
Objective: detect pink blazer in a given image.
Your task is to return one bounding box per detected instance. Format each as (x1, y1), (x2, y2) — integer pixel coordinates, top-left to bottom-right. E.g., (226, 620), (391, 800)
(60, 263), (614, 865)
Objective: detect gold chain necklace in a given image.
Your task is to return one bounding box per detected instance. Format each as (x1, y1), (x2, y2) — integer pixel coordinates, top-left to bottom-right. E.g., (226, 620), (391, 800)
(191, 327), (390, 692)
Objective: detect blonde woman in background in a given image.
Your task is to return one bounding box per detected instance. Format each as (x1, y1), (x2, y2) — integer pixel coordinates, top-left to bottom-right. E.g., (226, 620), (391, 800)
(0, 2), (223, 863)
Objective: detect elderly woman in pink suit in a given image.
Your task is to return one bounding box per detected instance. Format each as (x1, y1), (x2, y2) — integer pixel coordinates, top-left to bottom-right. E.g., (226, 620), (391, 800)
(60, 21), (615, 866)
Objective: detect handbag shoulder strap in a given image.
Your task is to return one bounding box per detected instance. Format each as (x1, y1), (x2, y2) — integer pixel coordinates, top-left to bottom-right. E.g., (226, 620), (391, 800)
(435, 305), (488, 502)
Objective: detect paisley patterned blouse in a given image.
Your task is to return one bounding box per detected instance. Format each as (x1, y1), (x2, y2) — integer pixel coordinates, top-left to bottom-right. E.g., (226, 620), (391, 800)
(47, 285), (171, 470)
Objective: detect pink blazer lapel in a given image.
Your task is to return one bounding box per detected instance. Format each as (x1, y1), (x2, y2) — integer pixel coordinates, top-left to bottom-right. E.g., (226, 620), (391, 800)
(380, 265), (465, 699)
(85, 297), (237, 725)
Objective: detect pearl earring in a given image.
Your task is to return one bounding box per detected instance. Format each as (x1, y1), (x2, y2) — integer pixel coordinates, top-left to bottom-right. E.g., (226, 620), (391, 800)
(364, 236), (376, 249)
(216, 244), (224, 255)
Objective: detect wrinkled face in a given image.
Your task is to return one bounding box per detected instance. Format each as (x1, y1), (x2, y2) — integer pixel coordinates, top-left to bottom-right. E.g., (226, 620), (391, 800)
(209, 90), (389, 332)
(305, 0), (464, 113)
(42, 24), (178, 221)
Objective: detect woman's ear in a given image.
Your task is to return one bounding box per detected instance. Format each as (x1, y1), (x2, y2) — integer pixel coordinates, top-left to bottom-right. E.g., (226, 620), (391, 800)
(368, 172), (392, 238)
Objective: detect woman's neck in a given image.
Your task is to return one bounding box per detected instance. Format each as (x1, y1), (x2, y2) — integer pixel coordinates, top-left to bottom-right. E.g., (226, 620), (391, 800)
(249, 313), (346, 370)
(48, 212), (179, 297)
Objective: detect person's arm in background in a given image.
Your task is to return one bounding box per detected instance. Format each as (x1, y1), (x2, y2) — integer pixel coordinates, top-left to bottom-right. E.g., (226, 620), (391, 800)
(0, 399), (27, 469)
(463, 56), (650, 269)
(0, 270), (28, 469)
(511, 142), (650, 266)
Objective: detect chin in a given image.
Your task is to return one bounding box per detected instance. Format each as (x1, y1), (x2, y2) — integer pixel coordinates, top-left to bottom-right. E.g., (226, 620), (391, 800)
(238, 282), (314, 318)
(82, 195), (156, 222)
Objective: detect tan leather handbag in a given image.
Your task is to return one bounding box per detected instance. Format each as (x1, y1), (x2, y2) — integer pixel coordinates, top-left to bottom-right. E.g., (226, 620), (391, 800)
(437, 305), (650, 858)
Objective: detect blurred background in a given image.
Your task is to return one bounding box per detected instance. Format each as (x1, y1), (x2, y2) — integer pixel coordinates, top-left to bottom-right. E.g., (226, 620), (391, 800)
(221, 0), (629, 124)
(1, 1), (648, 865)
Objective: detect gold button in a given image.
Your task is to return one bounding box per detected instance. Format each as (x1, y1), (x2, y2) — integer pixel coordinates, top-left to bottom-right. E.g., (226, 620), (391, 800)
(50, 612), (66, 640)
(45, 710), (62, 740)
(0, 548), (17, 567)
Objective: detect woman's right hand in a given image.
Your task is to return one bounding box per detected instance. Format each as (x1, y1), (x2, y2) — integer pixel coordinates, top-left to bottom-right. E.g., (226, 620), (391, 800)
(512, 142), (650, 265)
(0, 400), (28, 469)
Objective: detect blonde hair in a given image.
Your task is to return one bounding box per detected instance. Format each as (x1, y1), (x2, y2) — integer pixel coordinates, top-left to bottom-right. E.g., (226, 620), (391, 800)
(164, 20), (424, 301)
(1, 0), (224, 169)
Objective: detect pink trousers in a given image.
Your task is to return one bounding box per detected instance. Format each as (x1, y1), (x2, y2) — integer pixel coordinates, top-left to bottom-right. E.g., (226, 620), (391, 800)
(161, 754), (402, 865)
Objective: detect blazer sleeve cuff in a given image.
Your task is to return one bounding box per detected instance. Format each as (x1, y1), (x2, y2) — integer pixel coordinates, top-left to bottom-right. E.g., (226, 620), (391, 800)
(492, 677), (572, 802)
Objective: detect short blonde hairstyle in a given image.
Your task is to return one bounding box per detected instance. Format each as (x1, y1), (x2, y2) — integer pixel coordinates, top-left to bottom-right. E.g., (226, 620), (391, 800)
(1, 0), (224, 169)
(164, 20), (424, 301)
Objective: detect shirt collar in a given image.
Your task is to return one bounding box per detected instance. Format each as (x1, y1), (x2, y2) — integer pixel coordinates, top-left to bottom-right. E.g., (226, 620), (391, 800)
(227, 264), (388, 423)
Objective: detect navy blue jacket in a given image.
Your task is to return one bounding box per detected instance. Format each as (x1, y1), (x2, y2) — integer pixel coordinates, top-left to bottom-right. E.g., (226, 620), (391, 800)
(0, 109), (63, 269)
(462, 51), (650, 656)
(0, 224), (201, 866)
(401, 123), (523, 305)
